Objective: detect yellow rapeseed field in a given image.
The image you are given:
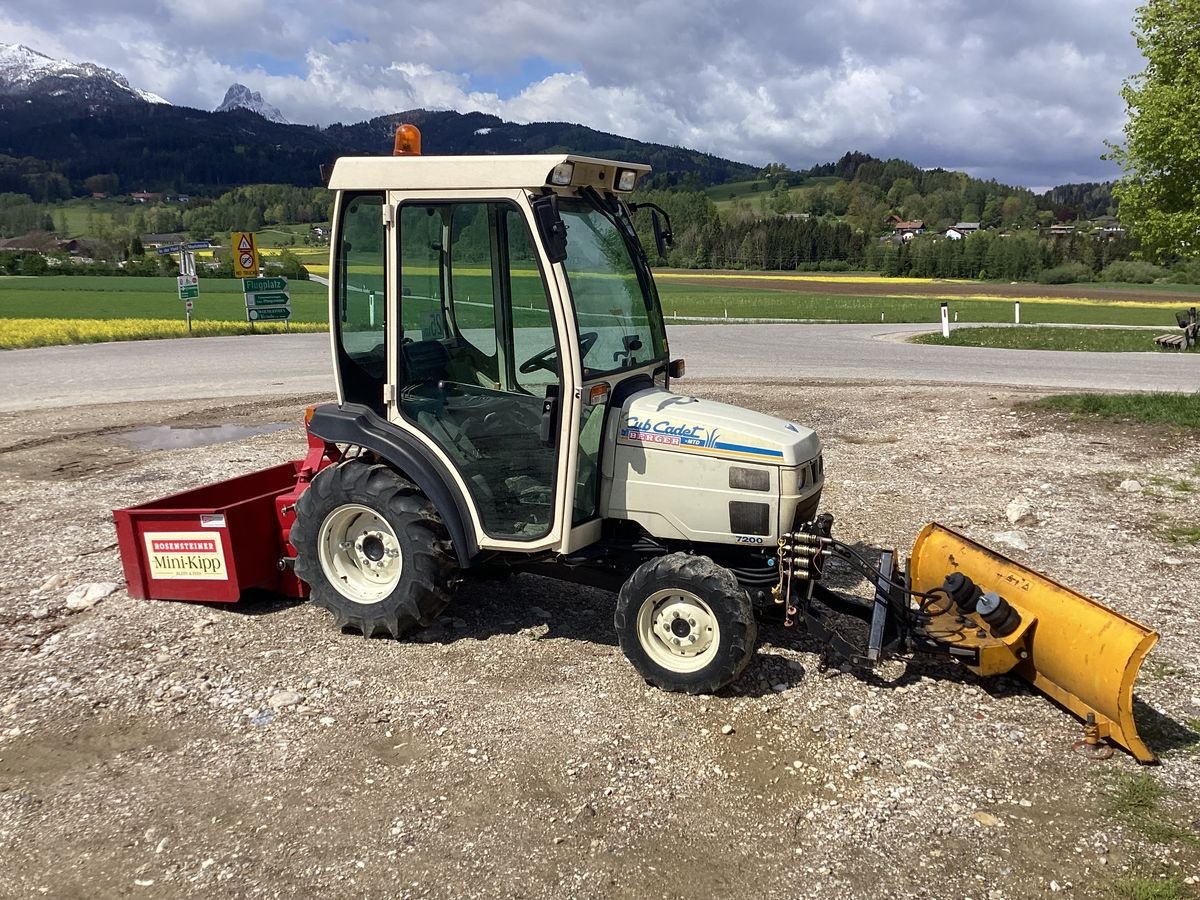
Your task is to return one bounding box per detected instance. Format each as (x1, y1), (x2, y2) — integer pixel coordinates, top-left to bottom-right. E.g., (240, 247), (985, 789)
(0, 319), (327, 350)
(655, 272), (973, 285)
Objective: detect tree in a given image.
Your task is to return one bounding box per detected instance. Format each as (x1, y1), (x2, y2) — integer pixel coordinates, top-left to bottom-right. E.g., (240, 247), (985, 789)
(20, 253), (48, 275)
(1110, 0), (1200, 260)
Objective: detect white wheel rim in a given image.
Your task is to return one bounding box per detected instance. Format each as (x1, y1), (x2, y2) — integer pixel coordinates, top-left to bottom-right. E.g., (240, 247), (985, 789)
(635, 588), (721, 674)
(317, 503), (403, 605)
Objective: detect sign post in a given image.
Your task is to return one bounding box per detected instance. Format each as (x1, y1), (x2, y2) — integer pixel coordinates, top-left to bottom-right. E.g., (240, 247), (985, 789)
(243, 275), (291, 331)
(232, 232), (259, 279)
(940, 302), (950, 338)
(176, 249), (199, 335)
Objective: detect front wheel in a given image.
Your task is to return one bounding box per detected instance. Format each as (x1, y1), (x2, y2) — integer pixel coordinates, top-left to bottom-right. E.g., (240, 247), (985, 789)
(615, 553), (758, 694)
(292, 460), (456, 638)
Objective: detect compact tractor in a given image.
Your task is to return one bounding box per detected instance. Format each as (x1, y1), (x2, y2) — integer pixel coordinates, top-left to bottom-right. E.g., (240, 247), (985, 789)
(114, 125), (1158, 762)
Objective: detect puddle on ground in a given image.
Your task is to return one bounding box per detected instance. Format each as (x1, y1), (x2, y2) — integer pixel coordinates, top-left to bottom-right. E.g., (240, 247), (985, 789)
(117, 423), (293, 450)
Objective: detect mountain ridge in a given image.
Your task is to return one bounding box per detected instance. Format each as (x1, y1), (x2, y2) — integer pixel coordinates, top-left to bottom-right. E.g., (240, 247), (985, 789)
(0, 41), (1114, 219)
(0, 42), (167, 105)
(216, 83), (287, 124)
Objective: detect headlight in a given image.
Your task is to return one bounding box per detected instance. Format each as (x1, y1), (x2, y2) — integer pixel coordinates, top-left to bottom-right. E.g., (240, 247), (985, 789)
(549, 162), (575, 186)
(615, 168), (638, 192)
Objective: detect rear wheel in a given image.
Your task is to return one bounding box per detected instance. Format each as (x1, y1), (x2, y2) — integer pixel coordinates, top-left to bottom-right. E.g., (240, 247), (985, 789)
(615, 553), (758, 694)
(292, 460), (456, 638)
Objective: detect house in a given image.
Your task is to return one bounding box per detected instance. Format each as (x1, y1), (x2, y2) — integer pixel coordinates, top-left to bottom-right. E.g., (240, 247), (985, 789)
(1093, 217), (1126, 237)
(91, 192), (109, 200)
(130, 191), (163, 204)
(1047, 224), (1076, 236)
(0, 232), (62, 252)
(889, 217), (925, 240)
(944, 221), (980, 240)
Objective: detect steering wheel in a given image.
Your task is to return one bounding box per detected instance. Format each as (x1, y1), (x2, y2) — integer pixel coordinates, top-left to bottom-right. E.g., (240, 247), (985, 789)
(519, 331), (598, 375)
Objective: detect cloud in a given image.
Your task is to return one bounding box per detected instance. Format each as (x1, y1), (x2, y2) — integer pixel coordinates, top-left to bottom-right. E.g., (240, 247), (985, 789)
(0, 0), (1143, 186)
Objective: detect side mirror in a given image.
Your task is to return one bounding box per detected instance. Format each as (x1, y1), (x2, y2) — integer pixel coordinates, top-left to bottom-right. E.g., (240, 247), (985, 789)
(668, 358), (686, 379)
(532, 194), (568, 264)
(651, 211), (670, 259)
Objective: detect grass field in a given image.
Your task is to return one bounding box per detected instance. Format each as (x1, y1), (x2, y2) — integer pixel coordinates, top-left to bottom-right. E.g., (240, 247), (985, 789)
(654, 282), (1182, 326)
(0, 276), (328, 322)
(255, 226), (332, 252)
(53, 198), (133, 237)
(911, 326), (1179, 352)
(0, 273), (1191, 348)
(704, 176), (842, 214)
(1026, 393), (1200, 430)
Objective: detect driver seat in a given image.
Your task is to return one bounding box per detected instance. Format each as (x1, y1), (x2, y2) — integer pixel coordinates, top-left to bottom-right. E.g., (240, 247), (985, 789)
(401, 339), (451, 413)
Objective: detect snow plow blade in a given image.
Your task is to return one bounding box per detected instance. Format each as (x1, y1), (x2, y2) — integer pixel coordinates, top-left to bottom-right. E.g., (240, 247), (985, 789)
(908, 523), (1158, 763)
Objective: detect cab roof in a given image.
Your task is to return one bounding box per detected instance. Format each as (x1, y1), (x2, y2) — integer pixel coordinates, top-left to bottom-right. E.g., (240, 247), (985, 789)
(327, 154), (651, 195)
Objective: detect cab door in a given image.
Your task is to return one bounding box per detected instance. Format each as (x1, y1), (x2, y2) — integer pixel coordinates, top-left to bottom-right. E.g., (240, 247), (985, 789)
(387, 194), (578, 547)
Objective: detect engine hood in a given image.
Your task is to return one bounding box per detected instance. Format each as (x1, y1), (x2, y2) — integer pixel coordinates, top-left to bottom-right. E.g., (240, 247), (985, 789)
(614, 388), (821, 468)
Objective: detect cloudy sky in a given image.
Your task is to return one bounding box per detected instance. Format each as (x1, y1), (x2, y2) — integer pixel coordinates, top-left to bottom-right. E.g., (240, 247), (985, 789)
(1, 0), (1144, 188)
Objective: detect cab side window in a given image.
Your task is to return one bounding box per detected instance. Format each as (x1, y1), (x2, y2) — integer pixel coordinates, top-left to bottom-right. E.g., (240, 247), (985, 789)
(335, 193), (386, 412)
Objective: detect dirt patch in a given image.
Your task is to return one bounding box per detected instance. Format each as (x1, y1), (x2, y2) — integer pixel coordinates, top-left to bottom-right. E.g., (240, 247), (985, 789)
(0, 382), (1197, 899)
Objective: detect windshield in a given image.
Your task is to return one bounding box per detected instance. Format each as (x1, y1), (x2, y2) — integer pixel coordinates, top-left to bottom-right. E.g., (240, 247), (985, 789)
(558, 199), (667, 378)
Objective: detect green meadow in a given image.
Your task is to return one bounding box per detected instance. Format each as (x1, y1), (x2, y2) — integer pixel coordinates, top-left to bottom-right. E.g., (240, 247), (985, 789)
(654, 282), (1182, 326)
(0, 274), (1188, 348)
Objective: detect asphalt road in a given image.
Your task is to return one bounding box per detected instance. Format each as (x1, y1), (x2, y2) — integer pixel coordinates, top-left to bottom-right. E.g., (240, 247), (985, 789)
(2, 323), (1197, 413)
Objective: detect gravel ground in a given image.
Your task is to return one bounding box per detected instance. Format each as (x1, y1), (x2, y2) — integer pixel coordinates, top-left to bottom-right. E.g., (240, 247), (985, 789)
(0, 380), (1197, 899)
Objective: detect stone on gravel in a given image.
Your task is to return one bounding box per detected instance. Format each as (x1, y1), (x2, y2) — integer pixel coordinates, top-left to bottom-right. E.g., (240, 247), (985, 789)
(518, 623), (550, 641)
(993, 531), (1029, 551)
(267, 690), (303, 710)
(1005, 497), (1037, 526)
(973, 811), (999, 828)
(1118, 479), (1142, 493)
(65, 582), (118, 611)
(38, 573), (70, 594)
(721, 724), (734, 735)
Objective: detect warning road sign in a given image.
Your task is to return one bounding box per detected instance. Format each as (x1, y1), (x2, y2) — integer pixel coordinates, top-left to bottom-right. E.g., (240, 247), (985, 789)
(232, 231), (259, 278)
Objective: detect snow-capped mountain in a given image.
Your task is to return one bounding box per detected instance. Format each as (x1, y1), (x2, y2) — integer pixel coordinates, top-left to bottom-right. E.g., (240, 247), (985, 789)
(215, 83), (287, 124)
(0, 42), (168, 105)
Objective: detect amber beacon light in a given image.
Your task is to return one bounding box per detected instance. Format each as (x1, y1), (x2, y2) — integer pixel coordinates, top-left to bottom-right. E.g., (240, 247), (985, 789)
(393, 124), (422, 156)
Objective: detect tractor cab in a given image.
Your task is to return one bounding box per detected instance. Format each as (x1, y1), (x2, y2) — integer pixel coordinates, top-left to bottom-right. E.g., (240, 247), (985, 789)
(325, 140), (677, 557)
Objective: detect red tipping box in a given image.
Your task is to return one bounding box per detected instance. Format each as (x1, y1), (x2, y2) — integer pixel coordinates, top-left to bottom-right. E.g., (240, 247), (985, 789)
(113, 462), (305, 603)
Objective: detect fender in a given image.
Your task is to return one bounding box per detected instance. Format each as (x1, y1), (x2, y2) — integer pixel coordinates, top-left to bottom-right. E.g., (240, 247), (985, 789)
(307, 402), (480, 567)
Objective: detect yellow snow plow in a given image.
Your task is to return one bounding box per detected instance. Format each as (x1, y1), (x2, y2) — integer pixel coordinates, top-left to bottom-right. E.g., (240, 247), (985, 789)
(780, 519), (1159, 762)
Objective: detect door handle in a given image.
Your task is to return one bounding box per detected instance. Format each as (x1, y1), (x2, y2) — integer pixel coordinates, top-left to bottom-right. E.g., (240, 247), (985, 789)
(539, 384), (560, 448)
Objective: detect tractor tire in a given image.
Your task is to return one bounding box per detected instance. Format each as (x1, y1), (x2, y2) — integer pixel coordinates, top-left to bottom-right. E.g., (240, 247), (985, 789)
(292, 460), (456, 638)
(615, 552), (758, 694)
